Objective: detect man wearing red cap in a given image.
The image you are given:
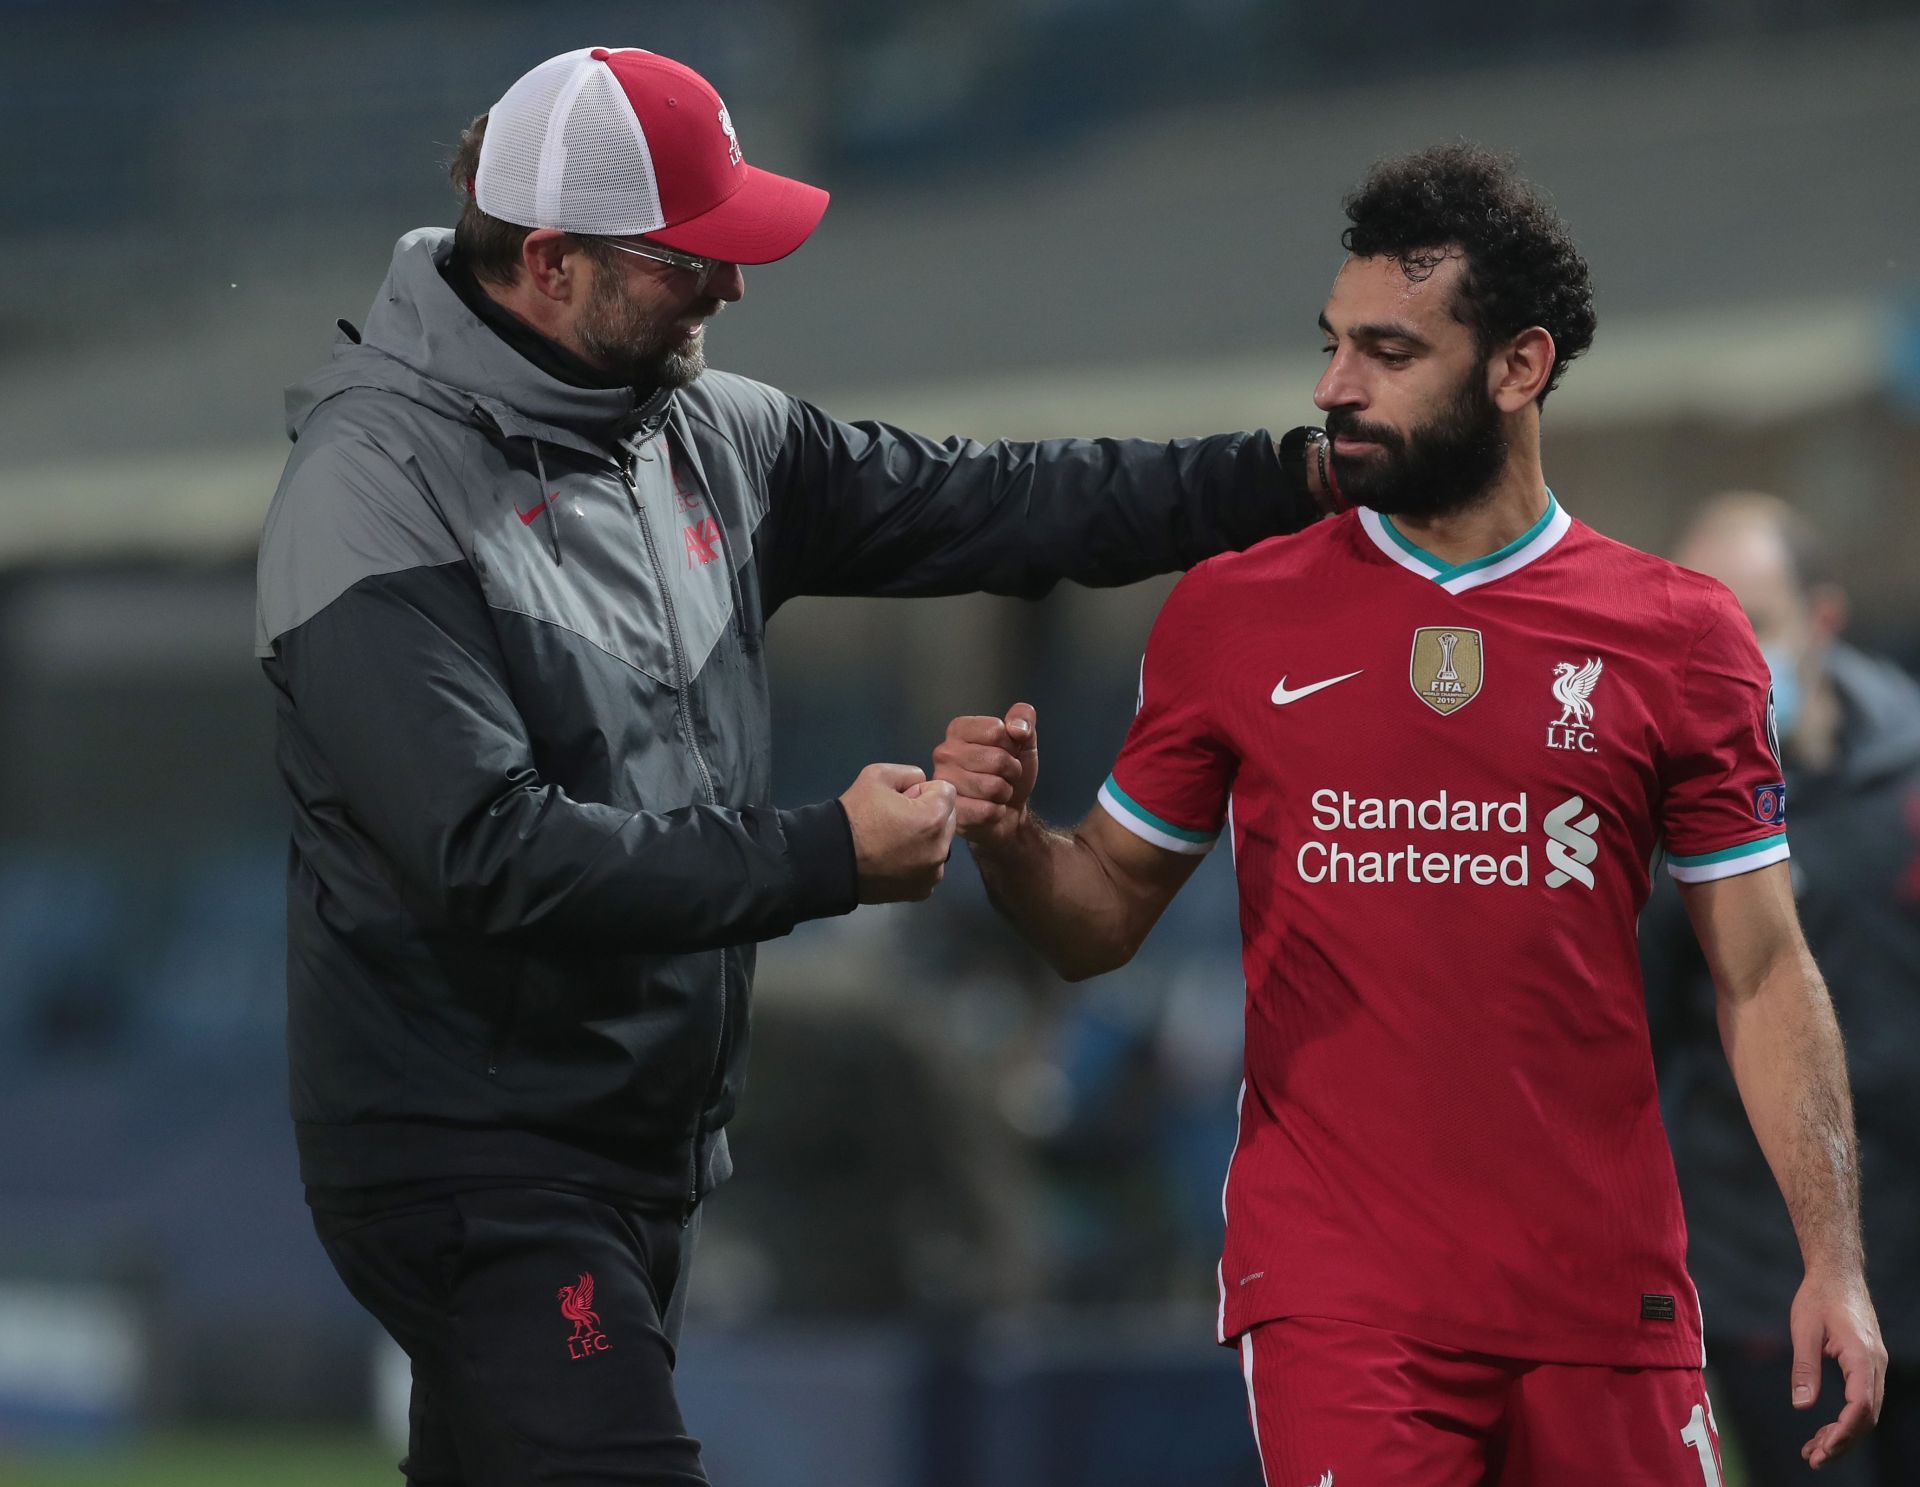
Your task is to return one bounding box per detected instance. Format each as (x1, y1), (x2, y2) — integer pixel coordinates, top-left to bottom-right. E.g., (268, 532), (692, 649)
(254, 44), (1327, 1485)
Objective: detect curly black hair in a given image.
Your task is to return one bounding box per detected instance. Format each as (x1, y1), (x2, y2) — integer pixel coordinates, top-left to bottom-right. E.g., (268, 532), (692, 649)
(1341, 144), (1596, 404)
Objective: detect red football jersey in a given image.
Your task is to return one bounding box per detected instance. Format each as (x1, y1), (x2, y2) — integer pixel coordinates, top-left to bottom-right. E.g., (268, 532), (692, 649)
(1099, 496), (1788, 1368)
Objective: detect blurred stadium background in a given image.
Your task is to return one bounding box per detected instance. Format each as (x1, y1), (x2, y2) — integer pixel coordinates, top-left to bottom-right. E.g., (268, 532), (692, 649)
(2, 2), (1916, 1483)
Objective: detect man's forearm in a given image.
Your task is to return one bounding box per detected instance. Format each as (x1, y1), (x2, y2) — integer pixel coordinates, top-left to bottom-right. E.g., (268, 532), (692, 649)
(972, 818), (1143, 982)
(1719, 951), (1864, 1273)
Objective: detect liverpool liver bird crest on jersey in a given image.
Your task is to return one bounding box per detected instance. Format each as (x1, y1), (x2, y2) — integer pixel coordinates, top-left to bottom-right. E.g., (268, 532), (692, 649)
(1547, 657), (1603, 752)
(558, 1272), (612, 1360)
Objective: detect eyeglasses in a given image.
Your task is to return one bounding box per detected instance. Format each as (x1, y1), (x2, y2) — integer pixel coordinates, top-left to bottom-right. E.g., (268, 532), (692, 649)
(598, 237), (724, 294)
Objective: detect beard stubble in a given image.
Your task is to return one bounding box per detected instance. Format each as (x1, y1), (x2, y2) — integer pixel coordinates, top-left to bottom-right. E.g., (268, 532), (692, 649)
(1325, 362), (1510, 520)
(576, 266), (718, 392)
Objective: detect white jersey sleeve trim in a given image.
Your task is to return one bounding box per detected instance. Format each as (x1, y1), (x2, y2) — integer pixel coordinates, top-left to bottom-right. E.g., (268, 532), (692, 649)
(1097, 776), (1218, 855)
(1666, 834), (1790, 883)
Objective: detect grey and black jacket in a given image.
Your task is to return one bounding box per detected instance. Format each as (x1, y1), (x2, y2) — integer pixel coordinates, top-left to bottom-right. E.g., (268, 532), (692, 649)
(256, 228), (1316, 1211)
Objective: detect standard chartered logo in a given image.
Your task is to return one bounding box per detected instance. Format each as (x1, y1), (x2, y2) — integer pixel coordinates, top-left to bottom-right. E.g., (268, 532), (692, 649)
(1542, 795), (1600, 889)
(1296, 788), (1600, 890)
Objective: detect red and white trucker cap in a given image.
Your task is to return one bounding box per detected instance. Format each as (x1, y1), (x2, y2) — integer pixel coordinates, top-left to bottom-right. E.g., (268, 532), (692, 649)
(474, 46), (829, 264)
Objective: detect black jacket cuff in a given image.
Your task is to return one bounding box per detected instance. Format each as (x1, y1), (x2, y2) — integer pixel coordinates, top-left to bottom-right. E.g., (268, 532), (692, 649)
(1228, 428), (1316, 545)
(780, 799), (860, 922)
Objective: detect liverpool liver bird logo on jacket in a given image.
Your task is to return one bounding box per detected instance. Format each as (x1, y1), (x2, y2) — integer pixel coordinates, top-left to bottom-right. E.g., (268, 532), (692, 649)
(558, 1272), (611, 1358)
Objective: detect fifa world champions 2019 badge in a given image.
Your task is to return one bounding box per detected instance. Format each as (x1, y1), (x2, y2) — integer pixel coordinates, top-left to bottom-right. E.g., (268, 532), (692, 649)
(559, 1272), (612, 1360)
(1410, 627), (1484, 715)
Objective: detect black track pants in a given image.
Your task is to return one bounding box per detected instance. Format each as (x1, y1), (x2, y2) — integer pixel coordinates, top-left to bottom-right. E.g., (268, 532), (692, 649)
(315, 1186), (708, 1486)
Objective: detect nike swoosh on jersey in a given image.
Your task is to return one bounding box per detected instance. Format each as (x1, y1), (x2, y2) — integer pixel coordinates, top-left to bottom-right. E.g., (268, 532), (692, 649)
(1270, 670), (1363, 705)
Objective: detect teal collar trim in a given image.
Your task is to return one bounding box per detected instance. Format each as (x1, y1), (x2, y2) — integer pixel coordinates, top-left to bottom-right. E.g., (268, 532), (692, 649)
(1381, 491), (1558, 580)
(1358, 490), (1572, 595)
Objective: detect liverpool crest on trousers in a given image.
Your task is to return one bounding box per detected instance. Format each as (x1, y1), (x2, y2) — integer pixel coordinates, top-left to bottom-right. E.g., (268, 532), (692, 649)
(1409, 627), (1484, 715)
(558, 1272), (611, 1360)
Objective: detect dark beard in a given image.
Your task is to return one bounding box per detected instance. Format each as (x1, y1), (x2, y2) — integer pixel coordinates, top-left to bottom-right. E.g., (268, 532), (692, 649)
(577, 272), (718, 392)
(1325, 365), (1509, 519)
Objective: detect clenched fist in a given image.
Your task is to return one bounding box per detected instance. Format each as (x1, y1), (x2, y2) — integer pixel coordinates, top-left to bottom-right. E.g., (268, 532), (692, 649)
(932, 703), (1038, 849)
(838, 763), (957, 903)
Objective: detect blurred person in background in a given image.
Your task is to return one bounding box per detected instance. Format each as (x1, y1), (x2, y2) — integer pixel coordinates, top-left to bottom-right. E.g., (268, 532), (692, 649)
(703, 971), (1040, 1320)
(932, 145), (1886, 1482)
(1644, 492), (1920, 1485)
(251, 43), (1326, 1487)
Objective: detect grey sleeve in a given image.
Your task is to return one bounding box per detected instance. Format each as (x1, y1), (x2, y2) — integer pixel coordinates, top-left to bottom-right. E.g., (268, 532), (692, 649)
(259, 436), (855, 951)
(255, 428), (463, 657)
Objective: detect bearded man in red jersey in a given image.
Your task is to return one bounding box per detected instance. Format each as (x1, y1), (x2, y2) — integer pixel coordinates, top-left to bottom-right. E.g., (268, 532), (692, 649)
(933, 146), (1885, 1484)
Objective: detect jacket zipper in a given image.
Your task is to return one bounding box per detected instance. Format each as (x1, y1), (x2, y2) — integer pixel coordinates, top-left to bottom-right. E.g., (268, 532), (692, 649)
(617, 453), (726, 1222)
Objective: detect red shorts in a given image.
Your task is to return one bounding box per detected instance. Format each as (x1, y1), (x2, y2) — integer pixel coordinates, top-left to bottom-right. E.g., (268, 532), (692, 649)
(1239, 1318), (1726, 1487)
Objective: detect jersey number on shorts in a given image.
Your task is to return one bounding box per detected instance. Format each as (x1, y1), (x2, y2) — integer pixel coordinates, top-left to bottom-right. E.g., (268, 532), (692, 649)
(1679, 1403), (1724, 1486)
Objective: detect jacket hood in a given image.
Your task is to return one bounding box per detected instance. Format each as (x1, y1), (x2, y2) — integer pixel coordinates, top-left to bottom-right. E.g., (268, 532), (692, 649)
(285, 228), (659, 455)
(1825, 642), (1920, 789)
